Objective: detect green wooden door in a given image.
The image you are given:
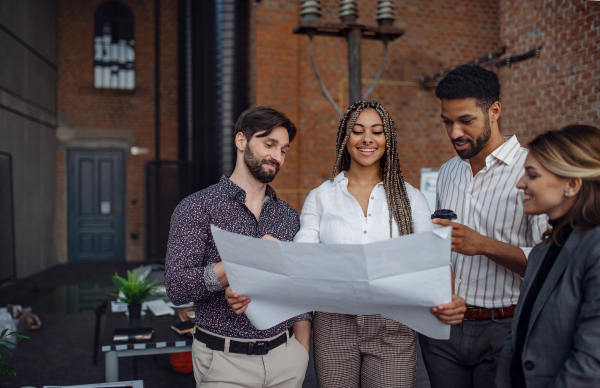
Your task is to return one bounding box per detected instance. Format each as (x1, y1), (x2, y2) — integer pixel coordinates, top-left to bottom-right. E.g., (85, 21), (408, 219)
(68, 149), (125, 262)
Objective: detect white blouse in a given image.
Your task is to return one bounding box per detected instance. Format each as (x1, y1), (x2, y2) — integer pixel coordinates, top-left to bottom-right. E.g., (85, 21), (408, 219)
(294, 172), (433, 245)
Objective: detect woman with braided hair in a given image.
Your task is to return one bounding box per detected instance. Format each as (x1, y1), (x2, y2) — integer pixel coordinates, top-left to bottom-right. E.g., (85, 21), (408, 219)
(292, 101), (465, 387)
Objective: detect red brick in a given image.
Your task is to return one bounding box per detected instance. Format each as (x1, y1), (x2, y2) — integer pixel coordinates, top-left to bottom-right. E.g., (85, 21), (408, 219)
(56, 0), (178, 263)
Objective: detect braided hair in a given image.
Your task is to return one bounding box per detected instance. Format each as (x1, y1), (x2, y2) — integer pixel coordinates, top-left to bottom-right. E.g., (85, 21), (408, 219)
(331, 100), (413, 237)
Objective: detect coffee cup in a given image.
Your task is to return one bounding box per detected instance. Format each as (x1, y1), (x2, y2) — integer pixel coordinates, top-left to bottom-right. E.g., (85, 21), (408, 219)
(431, 209), (457, 230)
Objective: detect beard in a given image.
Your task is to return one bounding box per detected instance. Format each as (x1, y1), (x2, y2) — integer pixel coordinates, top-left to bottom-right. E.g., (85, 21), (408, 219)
(244, 144), (280, 183)
(452, 114), (492, 159)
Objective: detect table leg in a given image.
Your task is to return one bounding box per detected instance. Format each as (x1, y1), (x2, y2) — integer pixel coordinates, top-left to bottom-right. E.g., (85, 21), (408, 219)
(105, 350), (119, 382)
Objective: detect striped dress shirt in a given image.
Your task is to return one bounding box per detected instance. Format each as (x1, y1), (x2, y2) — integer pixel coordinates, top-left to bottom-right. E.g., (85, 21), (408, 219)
(436, 135), (548, 308)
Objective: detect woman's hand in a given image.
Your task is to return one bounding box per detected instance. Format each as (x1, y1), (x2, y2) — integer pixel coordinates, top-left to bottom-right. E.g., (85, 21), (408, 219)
(431, 294), (466, 325)
(261, 234), (280, 241)
(225, 287), (251, 315)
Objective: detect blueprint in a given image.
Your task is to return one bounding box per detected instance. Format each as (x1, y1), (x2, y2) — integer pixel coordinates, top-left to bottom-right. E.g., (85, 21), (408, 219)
(211, 225), (453, 340)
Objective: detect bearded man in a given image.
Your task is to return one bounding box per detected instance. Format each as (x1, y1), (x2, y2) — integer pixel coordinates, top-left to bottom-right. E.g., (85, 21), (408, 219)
(165, 106), (312, 388)
(418, 65), (548, 388)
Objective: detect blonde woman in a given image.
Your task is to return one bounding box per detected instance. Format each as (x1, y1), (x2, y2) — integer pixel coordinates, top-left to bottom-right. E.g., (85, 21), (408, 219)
(496, 125), (600, 388)
(294, 101), (464, 387)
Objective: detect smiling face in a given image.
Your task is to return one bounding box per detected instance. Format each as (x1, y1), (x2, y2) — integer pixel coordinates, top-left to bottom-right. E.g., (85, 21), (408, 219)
(516, 153), (577, 219)
(242, 126), (289, 183)
(441, 98), (498, 160)
(346, 108), (386, 168)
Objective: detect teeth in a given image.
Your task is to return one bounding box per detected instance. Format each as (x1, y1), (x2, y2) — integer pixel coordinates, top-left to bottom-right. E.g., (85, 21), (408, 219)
(359, 149), (376, 152)
(524, 195), (532, 200)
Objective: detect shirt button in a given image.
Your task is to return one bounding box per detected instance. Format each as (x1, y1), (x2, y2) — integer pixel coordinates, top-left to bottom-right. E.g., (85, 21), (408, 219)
(371, 196), (374, 199)
(457, 279), (462, 283)
(364, 230), (367, 234)
(524, 361), (535, 371)
(467, 194), (473, 200)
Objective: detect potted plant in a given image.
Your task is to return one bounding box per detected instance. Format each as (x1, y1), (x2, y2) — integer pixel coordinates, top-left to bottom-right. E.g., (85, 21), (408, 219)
(111, 267), (161, 320)
(0, 329), (31, 377)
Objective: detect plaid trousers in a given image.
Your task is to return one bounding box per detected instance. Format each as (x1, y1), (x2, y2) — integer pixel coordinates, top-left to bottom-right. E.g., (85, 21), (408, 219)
(313, 312), (417, 388)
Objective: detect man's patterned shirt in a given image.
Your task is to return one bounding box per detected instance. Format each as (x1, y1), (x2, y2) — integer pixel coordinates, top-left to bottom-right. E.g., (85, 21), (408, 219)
(165, 175), (312, 339)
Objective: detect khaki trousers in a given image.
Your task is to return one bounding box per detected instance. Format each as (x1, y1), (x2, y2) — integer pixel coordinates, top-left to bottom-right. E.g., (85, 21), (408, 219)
(192, 327), (309, 388)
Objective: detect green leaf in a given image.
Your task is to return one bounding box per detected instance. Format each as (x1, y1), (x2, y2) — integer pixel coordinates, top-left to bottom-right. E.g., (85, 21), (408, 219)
(7, 332), (31, 339)
(0, 344), (12, 357)
(110, 266), (162, 305)
(0, 363), (16, 377)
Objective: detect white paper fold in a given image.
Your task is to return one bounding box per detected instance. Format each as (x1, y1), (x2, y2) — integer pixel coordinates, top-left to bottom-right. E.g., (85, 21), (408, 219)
(211, 225), (453, 340)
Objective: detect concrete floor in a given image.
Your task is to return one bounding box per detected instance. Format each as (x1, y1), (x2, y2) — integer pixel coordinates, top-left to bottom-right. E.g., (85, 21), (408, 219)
(0, 262), (431, 388)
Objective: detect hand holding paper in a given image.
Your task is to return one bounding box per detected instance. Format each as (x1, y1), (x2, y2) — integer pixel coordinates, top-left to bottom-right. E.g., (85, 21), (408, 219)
(225, 286), (250, 315)
(212, 225), (455, 339)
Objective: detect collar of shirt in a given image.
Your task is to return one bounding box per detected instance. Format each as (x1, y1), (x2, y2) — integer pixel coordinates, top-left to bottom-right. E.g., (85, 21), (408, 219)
(332, 171), (384, 187)
(219, 175), (277, 204)
(460, 134), (521, 170)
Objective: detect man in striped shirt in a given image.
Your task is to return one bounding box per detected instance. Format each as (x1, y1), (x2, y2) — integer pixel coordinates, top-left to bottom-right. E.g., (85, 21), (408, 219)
(419, 65), (548, 388)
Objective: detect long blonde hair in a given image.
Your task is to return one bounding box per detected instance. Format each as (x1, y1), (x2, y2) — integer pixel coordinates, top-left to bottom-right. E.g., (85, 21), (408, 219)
(331, 100), (413, 237)
(528, 124), (600, 245)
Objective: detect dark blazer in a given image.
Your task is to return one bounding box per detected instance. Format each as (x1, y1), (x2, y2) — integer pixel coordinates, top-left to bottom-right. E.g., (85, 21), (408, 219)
(496, 226), (600, 388)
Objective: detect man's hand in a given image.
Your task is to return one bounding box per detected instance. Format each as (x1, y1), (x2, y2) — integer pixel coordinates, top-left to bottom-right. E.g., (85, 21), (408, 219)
(261, 234), (280, 241)
(431, 294), (466, 325)
(432, 219), (486, 256)
(432, 218), (528, 276)
(225, 287), (250, 315)
(213, 262), (229, 287)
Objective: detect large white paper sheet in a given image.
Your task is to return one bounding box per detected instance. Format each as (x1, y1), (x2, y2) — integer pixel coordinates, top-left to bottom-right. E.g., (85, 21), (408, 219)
(211, 225), (453, 340)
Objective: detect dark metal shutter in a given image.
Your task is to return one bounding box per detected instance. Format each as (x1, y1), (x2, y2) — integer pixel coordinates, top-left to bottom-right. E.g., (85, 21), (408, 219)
(0, 152), (16, 283)
(146, 161), (195, 262)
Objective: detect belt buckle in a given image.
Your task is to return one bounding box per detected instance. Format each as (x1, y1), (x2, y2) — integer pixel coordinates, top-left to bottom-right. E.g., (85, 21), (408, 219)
(490, 309), (498, 322)
(248, 341), (269, 355)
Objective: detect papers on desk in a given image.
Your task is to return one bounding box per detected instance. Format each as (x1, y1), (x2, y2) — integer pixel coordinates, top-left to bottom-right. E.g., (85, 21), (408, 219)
(145, 299), (175, 316)
(211, 225), (453, 340)
(111, 300), (148, 313)
(43, 380), (144, 388)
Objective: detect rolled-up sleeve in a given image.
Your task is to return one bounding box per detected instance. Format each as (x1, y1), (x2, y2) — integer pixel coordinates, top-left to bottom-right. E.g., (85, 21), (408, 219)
(410, 189), (434, 234)
(164, 197), (220, 305)
(294, 190), (321, 243)
(204, 263), (224, 292)
(521, 214), (549, 259)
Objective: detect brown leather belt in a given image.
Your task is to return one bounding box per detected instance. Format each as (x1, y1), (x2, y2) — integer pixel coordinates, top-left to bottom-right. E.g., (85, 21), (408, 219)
(464, 306), (516, 320)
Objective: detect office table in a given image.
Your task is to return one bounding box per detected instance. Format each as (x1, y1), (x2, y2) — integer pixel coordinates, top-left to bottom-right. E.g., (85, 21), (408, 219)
(101, 300), (193, 382)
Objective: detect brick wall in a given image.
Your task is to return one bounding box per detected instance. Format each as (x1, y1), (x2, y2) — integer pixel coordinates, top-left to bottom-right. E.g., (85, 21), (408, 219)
(56, 0), (178, 263)
(53, 0), (597, 262)
(251, 0), (501, 211)
(498, 0), (600, 143)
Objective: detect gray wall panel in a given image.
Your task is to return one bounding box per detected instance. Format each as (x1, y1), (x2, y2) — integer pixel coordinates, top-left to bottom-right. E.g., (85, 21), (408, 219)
(0, 0), (57, 64)
(24, 46), (57, 112)
(0, 32), (57, 113)
(0, 112), (56, 279)
(0, 0), (56, 279)
(0, 33), (26, 96)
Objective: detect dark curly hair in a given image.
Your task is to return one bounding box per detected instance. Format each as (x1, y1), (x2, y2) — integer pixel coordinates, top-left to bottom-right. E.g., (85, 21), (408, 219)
(435, 65), (500, 112)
